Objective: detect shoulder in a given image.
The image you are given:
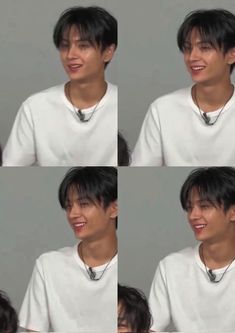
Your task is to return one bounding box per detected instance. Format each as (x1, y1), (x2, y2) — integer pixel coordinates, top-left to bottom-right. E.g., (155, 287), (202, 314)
(36, 246), (75, 268)
(106, 81), (117, 97)
(150, 86), (192, 111)
(160, 246), (195, 269)
(23, 84), (65, 106)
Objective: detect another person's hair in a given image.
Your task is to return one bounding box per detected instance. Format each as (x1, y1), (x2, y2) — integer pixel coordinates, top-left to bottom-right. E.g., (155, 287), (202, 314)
(58, 167), (117, 227)
(53, 6), (117, 52)
(177, 9), (235, 72)
(118, 284), (152, 332)
(180, 167), (235, 212)
(0, 145), (2, 166)
(118, 132), (131, 166)
(0, 291), (18, 333)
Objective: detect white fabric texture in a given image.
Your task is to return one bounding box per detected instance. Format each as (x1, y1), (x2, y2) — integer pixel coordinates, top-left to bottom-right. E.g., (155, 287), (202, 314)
(19, 245), (117, 332)
(132, 86), (235, 166)
(3, 82), (117, 166)
(149, 244), (235, 332)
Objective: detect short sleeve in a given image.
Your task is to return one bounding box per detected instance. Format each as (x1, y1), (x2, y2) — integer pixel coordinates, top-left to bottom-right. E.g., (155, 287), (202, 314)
(131, 102), (163, 166)
(19, 259), (50, 331)
(149, 261), (171, 331)
(3, 102), (36, 166)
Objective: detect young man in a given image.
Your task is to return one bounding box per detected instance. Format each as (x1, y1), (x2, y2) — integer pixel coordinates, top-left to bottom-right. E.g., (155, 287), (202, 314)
(3, 6), (117, 166)
(0, 291), (18, 333)
(132, 9), (235, 166)
(149, 167), (235, 332)
(19, 167), (117, 332)
(118, 284), (152, 332)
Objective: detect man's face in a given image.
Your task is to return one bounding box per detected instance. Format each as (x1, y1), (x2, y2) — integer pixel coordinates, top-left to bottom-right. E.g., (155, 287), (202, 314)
(65, 188), (117, 241)
(183, 28), (234, 85)
(186, 188), (235, 243)
(59, 25), (115, 83)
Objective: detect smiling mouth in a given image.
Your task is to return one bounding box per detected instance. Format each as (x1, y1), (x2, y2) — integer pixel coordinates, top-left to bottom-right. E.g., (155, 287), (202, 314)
(192, 224), (206, 232)
(72, 222), (86, 231)
(68, 64), (82, 70)
(191, 66), (206, 71)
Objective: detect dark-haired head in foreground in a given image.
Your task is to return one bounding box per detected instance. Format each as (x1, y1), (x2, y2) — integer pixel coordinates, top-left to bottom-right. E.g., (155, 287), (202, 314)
(118, 284), (152, 332)
(118, 132), (131, 166)
(0, 291), (18, 333)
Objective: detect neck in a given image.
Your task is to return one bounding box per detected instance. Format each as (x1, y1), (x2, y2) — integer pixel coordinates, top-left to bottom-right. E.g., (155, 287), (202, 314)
(79, 232), (117, 267)
(193, 80), (233, 112)
(67, 78), (107, 109)
(201, 234), (235, 269)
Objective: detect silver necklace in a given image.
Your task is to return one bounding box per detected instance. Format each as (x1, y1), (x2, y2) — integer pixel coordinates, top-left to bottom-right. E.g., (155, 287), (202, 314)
(194, 85), (234, 126)
(201, 245), (235, 283)
(67, 82), (104, 123)
(79, 243), (116, 281)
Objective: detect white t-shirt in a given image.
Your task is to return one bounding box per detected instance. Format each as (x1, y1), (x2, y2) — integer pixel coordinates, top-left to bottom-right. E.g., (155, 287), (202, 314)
(19, 245), (117, 332)
(132, 86), (235, 166)
(149, 244), (235, 332)
(3, 82), (117, 166)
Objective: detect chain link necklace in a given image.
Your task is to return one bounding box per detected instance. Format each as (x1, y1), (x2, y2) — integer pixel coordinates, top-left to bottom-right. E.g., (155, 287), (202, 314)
(79, 243), (116, 281)
(194, 85), (234, 126)
(66, 82), (106, 123)
(201, 244), (235, 283)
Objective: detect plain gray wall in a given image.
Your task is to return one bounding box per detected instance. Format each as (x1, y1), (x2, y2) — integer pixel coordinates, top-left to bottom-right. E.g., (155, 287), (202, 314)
(0, 168), (74, 313)
(117, 0), (235, 150)
(118, 167), (197, 296)
(0, 0), (118, 148)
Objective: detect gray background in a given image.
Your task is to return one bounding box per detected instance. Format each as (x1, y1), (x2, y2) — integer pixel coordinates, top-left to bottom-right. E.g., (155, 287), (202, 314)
(0, 168), (73, 313)
(0, 0), (117, 148)
(118, 167), (196, 297)
(117, 0), (235, 151)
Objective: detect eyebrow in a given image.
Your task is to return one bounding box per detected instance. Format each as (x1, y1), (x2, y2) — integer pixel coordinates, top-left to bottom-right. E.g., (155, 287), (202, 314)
(184, 40), (213, 46)
(187, 198), (212, 205)
(61, 38), (90, 42)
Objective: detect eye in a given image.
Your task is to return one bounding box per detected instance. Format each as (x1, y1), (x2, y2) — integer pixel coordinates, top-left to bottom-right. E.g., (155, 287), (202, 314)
(60, 42), (69, 49)
(199, 201), (212, 210)
(64, 203), (72, 211)
(78, 42), (91, 50)
(200, 44), (212, 51)
(185, 205), (192, 212)
(79, 200), (91, 208)
(183, 45), (191, 53)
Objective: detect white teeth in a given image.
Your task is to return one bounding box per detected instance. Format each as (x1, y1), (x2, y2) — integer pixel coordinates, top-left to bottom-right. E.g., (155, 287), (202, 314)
(74, 223), (85, 227)
(195, 224), (206, 229)
(70, 65), (81, 68)
(192, 66), (204, 70)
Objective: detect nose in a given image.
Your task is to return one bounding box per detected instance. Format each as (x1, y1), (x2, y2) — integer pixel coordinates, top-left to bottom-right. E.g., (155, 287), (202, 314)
(188, 46), (201, 61)
(67, 44), (78, 59)
(68, 203), (82, 218)
(188, 206), (201, 221)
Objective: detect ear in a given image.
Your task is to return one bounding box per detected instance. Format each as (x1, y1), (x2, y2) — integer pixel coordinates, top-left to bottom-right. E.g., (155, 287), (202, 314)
(226, 47), (235, 66)
(102, 44), (116, 64)
(109, 200), (118, 219)
(228, 205), (235, 222)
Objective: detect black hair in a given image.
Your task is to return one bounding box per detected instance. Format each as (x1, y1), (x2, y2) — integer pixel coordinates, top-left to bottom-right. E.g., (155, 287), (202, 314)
(118, 284), (152, 332)
(53, 6), (117, 52)
(177, 9), (235, 72)
(0, 145), (2, 166)
(180, 167), (235, 212)
(0, 291), (18, 333)
(58, 167), (117, 227)
(118, 132), (131, 166)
